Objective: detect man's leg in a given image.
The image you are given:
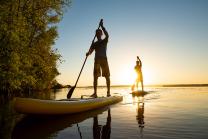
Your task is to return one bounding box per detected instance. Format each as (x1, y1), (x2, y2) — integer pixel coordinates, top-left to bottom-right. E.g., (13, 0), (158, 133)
(101, 58), (110, 96)
(91, 76), (98, 98)
(91, 60), (100, 98)
(94, 76), (98, 95)
(106, 76), (110, 96)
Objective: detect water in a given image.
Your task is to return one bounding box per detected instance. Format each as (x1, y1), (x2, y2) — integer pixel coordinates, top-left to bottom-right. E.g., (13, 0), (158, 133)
(1, 87), (208, 139)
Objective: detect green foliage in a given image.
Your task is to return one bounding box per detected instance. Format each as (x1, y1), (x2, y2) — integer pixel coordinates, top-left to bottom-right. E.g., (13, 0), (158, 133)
(0, 0), (70, 93)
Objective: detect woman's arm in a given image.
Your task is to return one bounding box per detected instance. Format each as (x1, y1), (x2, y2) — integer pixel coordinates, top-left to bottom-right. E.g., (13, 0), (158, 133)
(100, 21), (109, 39)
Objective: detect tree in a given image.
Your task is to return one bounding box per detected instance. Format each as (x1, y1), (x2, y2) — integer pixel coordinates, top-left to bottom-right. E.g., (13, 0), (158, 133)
(0, 0), (70, 94)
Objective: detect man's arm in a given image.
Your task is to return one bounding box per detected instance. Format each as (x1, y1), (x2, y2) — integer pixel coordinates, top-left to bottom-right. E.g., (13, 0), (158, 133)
(86, 44), (94, 56)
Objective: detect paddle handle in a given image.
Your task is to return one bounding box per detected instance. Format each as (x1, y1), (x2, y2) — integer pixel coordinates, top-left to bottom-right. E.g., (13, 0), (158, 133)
(91, 19), (103, 45)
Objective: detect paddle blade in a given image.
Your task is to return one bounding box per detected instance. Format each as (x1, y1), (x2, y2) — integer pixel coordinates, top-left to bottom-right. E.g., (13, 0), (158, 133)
(67, 86), (75, 99)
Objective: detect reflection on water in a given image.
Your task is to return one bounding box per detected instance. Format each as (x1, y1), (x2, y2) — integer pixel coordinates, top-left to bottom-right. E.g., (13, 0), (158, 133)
(12, 106), (112, 139)
(1, 87), (208, 139)
(12, 107), (110, 139)
(0, 90), (59, 139)
(93, 109), (111, 139)
(132, 95), (145, 138)
(137, 98), (145, 138)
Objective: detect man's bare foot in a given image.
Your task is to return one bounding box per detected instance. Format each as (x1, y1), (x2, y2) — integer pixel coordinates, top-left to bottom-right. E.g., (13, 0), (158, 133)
(90, 93), (97, 98)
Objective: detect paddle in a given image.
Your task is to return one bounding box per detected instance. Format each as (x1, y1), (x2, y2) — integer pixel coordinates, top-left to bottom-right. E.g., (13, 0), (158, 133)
(67, 19), (103, 99)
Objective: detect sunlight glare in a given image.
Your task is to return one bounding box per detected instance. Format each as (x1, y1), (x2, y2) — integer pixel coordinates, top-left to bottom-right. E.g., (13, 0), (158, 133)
(118, 66), (153, 86)
(119, 68), (137, 85)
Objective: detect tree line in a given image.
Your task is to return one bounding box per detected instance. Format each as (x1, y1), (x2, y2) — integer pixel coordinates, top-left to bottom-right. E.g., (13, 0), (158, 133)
(0, 0), (70, 94)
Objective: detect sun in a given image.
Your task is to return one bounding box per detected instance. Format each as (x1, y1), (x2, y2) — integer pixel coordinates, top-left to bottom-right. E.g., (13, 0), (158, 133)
(124, 70), (137, 85)
(118, 67), (137, 85)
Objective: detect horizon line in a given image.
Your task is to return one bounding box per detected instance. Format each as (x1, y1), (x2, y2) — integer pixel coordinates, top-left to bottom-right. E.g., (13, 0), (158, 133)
(74, 83), (208, 88)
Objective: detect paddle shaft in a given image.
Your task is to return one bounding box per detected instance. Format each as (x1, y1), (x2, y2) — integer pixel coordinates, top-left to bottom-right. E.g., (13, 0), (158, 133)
(73, 56), (87, 88)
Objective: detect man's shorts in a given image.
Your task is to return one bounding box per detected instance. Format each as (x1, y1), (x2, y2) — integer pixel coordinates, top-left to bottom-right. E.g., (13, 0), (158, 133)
(94, 58), (110, 77)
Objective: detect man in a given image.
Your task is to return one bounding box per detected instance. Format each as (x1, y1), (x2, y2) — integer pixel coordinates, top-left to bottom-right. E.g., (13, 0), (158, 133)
(134, 56), (144, 92)
(86, 20), (110, 98)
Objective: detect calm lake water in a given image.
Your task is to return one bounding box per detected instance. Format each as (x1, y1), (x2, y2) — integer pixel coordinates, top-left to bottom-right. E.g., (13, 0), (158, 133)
(1, 87), (208, 139)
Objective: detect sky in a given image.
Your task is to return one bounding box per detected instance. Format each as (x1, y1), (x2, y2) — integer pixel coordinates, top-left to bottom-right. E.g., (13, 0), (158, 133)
(55, 0), (208, 86)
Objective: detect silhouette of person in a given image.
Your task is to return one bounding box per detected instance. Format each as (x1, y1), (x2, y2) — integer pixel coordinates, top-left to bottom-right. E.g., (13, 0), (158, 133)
(136, 99), (145, 138)
(86, 20), (110, 98)
(93, 109), (111, 139)
(132, 56), (144, 92)
(137, 102), (145, 127)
